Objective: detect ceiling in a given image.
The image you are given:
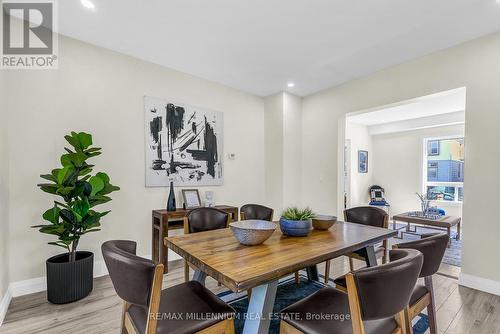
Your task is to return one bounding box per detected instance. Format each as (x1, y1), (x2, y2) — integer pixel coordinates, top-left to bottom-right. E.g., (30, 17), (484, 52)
(57, 0), (500, 96)
(347, 87), (466, 126)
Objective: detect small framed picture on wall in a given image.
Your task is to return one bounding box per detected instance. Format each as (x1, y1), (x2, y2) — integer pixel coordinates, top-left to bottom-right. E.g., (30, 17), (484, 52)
(182, 189), (202, 209)
(358, 150), (368, 173)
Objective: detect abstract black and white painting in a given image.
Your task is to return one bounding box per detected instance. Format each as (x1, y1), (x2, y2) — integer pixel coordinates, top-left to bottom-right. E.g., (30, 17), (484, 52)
(145, 96), (223, 187)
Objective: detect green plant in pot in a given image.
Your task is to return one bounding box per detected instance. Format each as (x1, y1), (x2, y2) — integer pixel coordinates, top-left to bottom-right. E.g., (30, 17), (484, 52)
(279, 207), (315, 237)
(33, 132), (119, 304)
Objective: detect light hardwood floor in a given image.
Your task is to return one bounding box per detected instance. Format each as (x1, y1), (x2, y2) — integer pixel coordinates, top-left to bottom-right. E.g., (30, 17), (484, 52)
(0, 258), (498, 334)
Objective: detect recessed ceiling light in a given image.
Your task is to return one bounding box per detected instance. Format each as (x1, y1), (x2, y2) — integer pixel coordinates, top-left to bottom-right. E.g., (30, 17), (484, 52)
(287, 82), (295, 88)
(81, 0), (95, 10)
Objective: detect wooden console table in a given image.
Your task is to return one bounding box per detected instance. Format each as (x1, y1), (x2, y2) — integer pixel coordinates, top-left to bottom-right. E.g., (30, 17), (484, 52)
(152, 205), (238, 271)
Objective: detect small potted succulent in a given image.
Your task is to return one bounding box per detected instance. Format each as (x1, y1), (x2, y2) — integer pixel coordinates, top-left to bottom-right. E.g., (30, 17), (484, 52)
(279, 207), (315, 237)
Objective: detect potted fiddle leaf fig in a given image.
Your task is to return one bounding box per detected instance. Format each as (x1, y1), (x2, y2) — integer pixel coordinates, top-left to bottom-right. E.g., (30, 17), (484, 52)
(33, 132), (119, 304)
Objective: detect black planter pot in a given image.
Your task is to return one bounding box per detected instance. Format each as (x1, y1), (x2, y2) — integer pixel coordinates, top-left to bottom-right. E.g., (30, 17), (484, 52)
(46, 251), (94, 304)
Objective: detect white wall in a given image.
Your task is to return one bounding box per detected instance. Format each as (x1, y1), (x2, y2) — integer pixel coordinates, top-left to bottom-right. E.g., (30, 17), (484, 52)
(264, 92), (302, 215)
(264, 94), (284, 213)
(0, 69), (10, 305)
(301, 30), (500, 288)
(282, 93), (302, 209)
(345, 122), (373, 207)
(5, 35), (265, 283)
(371, 125), (464, 217)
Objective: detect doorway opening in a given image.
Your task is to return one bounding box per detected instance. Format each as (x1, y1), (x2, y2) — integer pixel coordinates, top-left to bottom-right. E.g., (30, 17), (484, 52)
(342, 87), (466, 277)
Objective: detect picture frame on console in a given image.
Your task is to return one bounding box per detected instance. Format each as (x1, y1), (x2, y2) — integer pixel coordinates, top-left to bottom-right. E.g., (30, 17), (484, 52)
(182, 189), (202, 209)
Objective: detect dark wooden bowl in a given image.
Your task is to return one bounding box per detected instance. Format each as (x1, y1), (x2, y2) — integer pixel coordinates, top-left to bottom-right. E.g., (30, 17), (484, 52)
(312, 215), (337, 230)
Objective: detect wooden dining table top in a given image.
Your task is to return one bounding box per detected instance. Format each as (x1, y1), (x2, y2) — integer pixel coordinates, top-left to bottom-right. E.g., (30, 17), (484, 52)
(165, 221), (397, 292)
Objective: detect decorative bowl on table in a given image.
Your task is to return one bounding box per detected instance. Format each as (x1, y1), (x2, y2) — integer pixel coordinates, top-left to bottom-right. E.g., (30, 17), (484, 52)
(279, 218), (312, 237)
(279, 207), (315, 237)
(312, 215), (337, 230)
(230, 220), (276, 246)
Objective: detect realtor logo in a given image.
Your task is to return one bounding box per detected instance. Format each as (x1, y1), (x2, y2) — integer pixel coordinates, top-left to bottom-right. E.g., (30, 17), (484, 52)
(1, 0), (58, 69)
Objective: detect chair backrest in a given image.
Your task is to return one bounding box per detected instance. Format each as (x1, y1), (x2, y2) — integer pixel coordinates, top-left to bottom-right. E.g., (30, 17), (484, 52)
(240, 204), (274, 221)
(186, 207), (230, 233)
(344, 206), (388, 228)
(394, 233), (449, 278)
(347, 248), (423, 321)
(102, 240), (157, 307)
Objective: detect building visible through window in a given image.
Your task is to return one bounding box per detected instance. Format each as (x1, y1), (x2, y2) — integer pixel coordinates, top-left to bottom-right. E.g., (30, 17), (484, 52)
(428, 140), (440, 155)
(424, 137), (464, 202)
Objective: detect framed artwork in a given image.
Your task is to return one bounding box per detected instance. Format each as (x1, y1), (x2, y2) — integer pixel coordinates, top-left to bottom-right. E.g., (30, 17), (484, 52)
(144, 96), (223, 187)
(358, 150), (368, 173)
(182, 189), (202, 209)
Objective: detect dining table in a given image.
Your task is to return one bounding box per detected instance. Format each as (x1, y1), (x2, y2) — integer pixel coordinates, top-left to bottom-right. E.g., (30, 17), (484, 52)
(165, 221), (397, 334)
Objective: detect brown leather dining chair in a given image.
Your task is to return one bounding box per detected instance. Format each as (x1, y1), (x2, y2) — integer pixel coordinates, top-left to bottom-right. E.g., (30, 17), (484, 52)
(393, 233), (449, 334)
(280, 248), (423, 334)
(240, 204), (274, 221)
(184, 207), (231, 282)
(102, 240), (235, 334)
(324, 206), (389, 283)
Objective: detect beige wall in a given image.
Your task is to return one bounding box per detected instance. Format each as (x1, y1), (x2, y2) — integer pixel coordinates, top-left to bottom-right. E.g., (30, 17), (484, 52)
(371, 125), (464, 217)
(302, 30), (500, 284)
(0, 70), (9, 301)
(346, 122), (373, 207)
(5, 36), (265, 282)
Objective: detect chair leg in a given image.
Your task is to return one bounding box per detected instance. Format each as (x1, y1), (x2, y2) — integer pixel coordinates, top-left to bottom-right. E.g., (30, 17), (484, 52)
(184, 260), (189, 282)
(425, 276), (438, 334)
(226, 319), (235, 334)
(348, 257), (354, 271)
(324, 260), (331, 284)
(294, 271), (300, 284)
(121, 301), (130, 334)
(280, 321), (303, 334)
(197, 318), (234, 334)
(396, 308), (412, 334)
(401, 307), (413, 334)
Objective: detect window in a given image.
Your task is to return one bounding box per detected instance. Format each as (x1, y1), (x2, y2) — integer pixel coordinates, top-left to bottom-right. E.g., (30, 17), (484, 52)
(427, 162), (438, 180)
(428, 140), (440, 156)
(423, 137), (464, 202)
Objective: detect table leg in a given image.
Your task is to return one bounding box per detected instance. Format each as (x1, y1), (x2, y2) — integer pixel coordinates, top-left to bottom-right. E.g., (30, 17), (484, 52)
(306, 265), (319, 281)
(352, 245), (378, 267)
(447, 227), (451, 248)
(456, 221), (461, 240)
(152, 215), (157, 263)
(192, 269), (207, 286)
(242, 280), (278, 334)
(392, 219), (404, 239)
(159, 215), (169, 272)
(363, 245), (378, 267)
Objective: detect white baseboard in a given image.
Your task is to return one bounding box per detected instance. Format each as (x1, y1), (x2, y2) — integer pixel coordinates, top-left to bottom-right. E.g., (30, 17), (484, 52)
(0, 252), (179, 327)
(459, 273), (500, 296)
(0, 288), (12, 326)
(7, 253), (157, 299)
(9, 277), (47, 297)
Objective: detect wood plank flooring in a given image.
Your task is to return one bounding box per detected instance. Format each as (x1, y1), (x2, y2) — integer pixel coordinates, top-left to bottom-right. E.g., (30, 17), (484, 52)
(0, 258), (498, 334)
